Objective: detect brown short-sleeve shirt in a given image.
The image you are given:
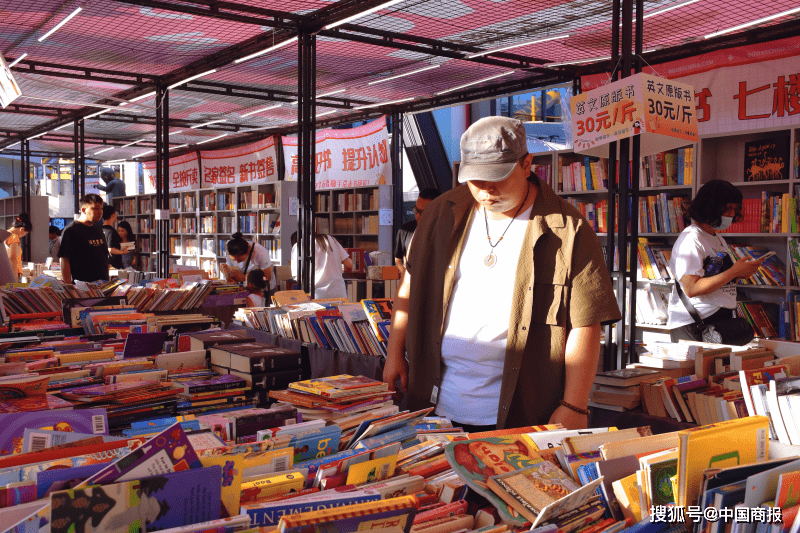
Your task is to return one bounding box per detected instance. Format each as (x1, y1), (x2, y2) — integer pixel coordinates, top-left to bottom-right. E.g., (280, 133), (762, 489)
(406, 180), (621, 428)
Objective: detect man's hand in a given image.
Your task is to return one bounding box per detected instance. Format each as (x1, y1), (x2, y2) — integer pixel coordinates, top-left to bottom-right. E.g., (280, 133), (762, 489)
(548, 405), (588, 430)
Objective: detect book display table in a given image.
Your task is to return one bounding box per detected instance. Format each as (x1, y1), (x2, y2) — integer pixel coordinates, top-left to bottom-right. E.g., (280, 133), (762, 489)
(589, 405), (696, 434)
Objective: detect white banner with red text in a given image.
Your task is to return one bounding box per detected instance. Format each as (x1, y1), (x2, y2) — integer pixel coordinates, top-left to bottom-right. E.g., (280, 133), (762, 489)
(200, 136), (279, 188)
(142, 151), (201, 194)
(282, 116), (392, 190)
(581, 36), (800, 137)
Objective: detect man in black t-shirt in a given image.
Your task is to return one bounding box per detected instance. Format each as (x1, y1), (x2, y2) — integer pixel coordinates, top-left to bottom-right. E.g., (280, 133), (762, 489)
(58, 194), (109, 283)
(102, 205), (124, 270)
(393, 188), (440, 279)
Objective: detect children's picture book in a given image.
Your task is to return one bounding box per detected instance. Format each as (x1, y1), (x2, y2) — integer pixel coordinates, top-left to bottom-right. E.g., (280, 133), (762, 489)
(278, 494), (417, 533)
(0, 375), (50, 399)
(0, 409), (108, 456)
(50, 466), (222, 533)
(488, 460), (581, 522)
(199, 454), (243, 519)
(22, 428), (122, 454)
(36, 463), (107, 499)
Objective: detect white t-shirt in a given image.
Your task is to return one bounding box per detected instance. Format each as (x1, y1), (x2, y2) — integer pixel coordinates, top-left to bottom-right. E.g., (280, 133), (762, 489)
(227, 242), (276, 291)
(667, 225), (737, 328)
(437, 204), (533, 425)
(291, 236), (349, 300)
(247, 293), (266, 308)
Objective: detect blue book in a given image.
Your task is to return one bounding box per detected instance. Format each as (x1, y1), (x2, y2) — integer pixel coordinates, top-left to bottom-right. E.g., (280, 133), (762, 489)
(779, 298), (787, 339)
(355, 425), (418, 450)
(677, 148), (685, 185)
(122, 420), (200, 437)
(295, 449), (363, 489)
(36, 463), (106, 499)
(584, 157), (593, 190)
(130, 415), (196, 429)
(576, 462), (610, 519)
(287, 425), (342, 463)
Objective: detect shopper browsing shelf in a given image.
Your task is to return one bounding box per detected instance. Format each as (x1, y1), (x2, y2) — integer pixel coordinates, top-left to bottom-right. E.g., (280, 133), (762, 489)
(226, 232), (274, 291)
(383, 116), (621, 431)
(102, 205), (124, 270)
(290, 231), (353, 300)
(94, 167), (126, 204)
(48, 225), (61, 260)
(394, 188), (440, 280)
(4, 213), (30, 280)
(116, 220), (138, 270)
(667, 180), (767, 342)
(59, 194), (109, 283)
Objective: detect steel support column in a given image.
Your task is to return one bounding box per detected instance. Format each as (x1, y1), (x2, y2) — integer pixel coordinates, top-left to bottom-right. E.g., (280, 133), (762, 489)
(390, 112), (404, 247)
(155, 86), (170, 278)
(73, 120), (80, 213)
(296, 31), (316, 296)
(79, 120), (86, 199)
(21, 139), (31, 262)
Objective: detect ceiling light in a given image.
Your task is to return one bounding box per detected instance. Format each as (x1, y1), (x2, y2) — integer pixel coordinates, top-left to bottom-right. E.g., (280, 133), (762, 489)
(196, 133), (228, 145)
(38, 7), (82, 42)
(545, 55), (612, 67)
(190, 119), (226, 129)
(354, 97), (415, 110)
(317, 110), (337, 117)
(167, 69), (217, 90)
(171, 144), (189, 150)
(241, 105), (281, 117)
(705, 6), (800, 38)
(85, 109), (112, 119)
(435, 71), (515, 95)
(325, 0), (403, 29)
(7, 53), (27, 67)
(19, 95), (116, 109)
(7, 142), (20, 149)
(318, 89), (345, 98)
(169, 130), (183, 135)
(27, 132), (46, 140)
(368, 64), (440, 85)
(134, 149), (154, 158)
(234, 37), (298, 64)
(129, 91), (156, 102)
(642, 0), (700, 19)
(52, 124), (71, 131)
(121, 139), (143, 148)
(105, 159), (126, 163)
(94, 147), (114, 155)
(467, 34), (570, 59)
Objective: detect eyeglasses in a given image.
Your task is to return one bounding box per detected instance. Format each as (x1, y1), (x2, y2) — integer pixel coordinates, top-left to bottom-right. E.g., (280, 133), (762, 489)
(413, 206), (424, 215)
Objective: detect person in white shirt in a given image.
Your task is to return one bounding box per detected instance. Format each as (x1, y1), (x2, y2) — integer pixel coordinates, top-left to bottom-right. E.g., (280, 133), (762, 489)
(226, 232), (276, 293)
(245, 269), (267, 307)
(291, 232), (353, 300)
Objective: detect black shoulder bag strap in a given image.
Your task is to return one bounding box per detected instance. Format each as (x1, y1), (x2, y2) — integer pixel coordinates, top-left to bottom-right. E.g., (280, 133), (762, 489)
(674, 279), (707, 329)
(241, 241), (256, 277)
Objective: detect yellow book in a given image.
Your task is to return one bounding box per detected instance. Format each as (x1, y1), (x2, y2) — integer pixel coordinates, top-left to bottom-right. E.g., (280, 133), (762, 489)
(612, 472), (642, 523)
(200, 455), (243, 519)
(241, 471), (304, 502)
(590, 160), (600, 190)
(782, 194), (789, 233)
(346, 455), (398, 485)
(57, 349), (116, 365)
(278, 495), (417, 531)
(684, 146), (694, 184)
(677, 416), (769, 508)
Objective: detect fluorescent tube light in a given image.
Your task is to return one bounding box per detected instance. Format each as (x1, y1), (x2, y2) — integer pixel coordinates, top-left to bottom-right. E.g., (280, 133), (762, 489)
(354, 97), (415, 110)
(85, 109), (111, 119)
(167, 69), (217, 90)
(435, 71), (514, 95)
(196, 133), (228, 145)
(171, 144), (189, 150)
(545, 55), (612, 67)
(7, 142), (20, 148)
(134, 149), (154, 158)
(129, 91), (156, 102)
(19, 95), (116, 109)
(121, 139), (143, 149)
(105, 159), (126, 163)
(705, 6), (800, 38)
(368, 64), (440, 85)
(642, 0), (700, 19)
(467, 34), (569, 58)
(190, 119), (226, 129)
(52, 124), (71, 131)
(94, 147), (114, 155)
(241, 105), (281, 117)
(169, 130), (183, 135)
(27, 132), (46, 140)
(318, 89), (345, 98)
(234, 37), (298, 64)
(8, 53), (27, 67)
(38, 7), (82, 42)
(317, 110), (337, 117)
(325, 0), (403, 29)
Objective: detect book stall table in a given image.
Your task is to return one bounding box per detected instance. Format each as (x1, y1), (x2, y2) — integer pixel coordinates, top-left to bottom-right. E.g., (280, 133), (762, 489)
(589, 405), (696, 434)
(198, 291), (249, 327)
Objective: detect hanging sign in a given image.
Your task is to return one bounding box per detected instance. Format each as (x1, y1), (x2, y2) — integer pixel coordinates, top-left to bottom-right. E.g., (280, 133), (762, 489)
(580, 36), (800, 137)
(142, 151), (201, 193)
(282, 116), (392, 190)
(0, 55), (21, 109)
(200, 136), (279, 188)
(571, 72), (698, 158)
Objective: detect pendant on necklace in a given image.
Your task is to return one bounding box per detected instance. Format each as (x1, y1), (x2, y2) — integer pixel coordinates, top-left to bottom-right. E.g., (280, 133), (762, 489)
(484, 252), (497, 268)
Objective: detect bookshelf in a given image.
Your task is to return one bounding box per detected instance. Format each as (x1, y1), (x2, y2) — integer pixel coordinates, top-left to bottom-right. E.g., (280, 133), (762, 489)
(314, 185), (392, 253)
(113, 193), (156, 273)
(531, 124), (800, 344)
(0, 196), (49, 264)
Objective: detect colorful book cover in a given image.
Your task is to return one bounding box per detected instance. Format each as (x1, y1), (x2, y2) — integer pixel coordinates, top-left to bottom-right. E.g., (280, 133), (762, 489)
(199, 454), (242, 519)
(36, 463), (107, 499)
(444, 435), (543, 526)
(49, 466), (222, 533)
(286, 425), (342, 463)
(0, 394), (74, 413)
(0, 409), (108, 456)
(0, 375), (50, 399)
(242, 489), (381, 528)
(83, 423), (203, 486)
(0, 445), (136, 486)
(288, 375), (387, 398)
(488, 460), (581, 520)
(22, 428), (122, 454)
(345, 454), (398, 485)
(278, 494), (417, 533)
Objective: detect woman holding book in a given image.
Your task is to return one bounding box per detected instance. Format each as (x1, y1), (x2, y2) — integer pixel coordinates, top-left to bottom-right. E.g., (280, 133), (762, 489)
(290, 231), (352, 300)
(116, 220), (138, 270)
(667, 180), (766, 342)
(4, 213), (31, 280)
(226, 232), (275, 293)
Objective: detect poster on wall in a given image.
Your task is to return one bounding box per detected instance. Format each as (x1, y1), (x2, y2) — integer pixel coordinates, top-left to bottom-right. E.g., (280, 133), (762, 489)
(200, 136), (279, 188)
(142, 151), (201, 194)
(581, 35), (800, 138)
(282, 115), (392, 190)
(570, 72), (698, 158)
(743, 136), (789, 182)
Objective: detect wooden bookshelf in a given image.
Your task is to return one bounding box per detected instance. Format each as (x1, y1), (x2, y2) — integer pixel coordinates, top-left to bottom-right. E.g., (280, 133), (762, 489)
(314, 185), (392, 253)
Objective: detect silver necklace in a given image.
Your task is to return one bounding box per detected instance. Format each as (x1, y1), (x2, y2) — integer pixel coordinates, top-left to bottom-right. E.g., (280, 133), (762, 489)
(482, 184), (530, 268)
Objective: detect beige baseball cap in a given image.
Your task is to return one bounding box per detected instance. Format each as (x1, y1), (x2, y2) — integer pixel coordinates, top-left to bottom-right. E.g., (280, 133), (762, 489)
(458, 116), (528, 183)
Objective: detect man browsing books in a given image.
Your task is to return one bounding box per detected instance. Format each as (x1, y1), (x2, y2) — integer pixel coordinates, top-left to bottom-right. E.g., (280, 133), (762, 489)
(102, 204), (124, 270)
(59, 193), (110, 283)
(394, 188), (440, 280)
(383, 116), (621, 431)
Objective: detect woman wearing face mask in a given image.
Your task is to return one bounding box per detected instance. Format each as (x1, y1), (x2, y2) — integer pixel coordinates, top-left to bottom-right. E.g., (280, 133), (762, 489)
(667, 180), (768, 342)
